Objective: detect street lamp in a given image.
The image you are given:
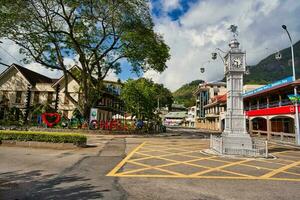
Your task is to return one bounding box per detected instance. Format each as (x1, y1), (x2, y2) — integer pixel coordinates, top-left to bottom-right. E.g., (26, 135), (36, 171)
(282, 24), (300, 145)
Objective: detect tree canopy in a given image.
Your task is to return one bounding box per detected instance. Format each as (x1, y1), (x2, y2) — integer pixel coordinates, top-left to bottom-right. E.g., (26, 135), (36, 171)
(0, 0), (170, 119)
(121, 78), (173, 120)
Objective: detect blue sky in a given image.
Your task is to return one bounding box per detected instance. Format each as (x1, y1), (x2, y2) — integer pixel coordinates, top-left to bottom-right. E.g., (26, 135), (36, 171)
(119, 0), (199, 81)
(151, 0), (198, 21)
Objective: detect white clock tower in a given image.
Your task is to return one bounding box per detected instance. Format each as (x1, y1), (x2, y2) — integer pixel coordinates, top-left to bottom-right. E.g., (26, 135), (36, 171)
(222, 37), (253, 151)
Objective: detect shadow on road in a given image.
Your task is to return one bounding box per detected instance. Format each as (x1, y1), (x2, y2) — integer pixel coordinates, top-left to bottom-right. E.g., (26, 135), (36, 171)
(0, 170), (104, 200)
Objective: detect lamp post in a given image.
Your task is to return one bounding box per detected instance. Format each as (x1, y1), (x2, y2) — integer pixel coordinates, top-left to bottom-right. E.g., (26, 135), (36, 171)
(282, 25), (300, 145)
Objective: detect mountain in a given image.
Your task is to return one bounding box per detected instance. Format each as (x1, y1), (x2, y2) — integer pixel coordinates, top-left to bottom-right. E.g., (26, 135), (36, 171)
(173, 80), (204, 108)
(173, 40), (300, 107)
(245, 40), (300, 84)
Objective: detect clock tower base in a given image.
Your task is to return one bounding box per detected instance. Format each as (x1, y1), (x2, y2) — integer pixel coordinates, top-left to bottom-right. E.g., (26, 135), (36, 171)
(221, 132), (253, 152)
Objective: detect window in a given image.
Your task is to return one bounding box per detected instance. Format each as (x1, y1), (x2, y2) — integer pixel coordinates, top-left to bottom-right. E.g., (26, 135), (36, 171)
(47, 92), (54, 103)
(15, 91), (22, 104)
(34, 91), (40, 104)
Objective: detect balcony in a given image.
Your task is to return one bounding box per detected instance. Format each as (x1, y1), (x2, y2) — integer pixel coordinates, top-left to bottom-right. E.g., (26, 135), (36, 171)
(245, 99), (292, 112)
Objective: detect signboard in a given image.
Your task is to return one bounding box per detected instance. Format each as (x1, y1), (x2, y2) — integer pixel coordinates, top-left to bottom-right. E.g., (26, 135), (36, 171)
(288, 94), (300, 103)
(243, 76), (293, 97)
(89, 108), (98, 123)
(246, 105), (298, 117)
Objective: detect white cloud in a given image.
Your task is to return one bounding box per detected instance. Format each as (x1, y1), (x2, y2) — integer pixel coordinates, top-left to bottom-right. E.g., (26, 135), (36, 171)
(145, 0), (300, 91)
(162, 0), (181, 12)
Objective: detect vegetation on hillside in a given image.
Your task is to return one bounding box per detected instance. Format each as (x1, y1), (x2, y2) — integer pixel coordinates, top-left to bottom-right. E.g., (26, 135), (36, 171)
(173, 40), (300, 107)
(245, 40), (300, 84)
(172, 80), (204, 108)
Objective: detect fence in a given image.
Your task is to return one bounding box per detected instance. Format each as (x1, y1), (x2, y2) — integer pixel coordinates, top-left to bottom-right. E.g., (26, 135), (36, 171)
(210, 135), (268, 157)
(251, 130), (296, 143)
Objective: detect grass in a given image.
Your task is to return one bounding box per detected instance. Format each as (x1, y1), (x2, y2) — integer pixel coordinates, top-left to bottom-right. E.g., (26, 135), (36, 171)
(0, 130), (87, 145)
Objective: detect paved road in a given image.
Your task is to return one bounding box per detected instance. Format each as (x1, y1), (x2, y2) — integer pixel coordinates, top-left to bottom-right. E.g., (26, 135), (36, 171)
(0, 128), (299, 200)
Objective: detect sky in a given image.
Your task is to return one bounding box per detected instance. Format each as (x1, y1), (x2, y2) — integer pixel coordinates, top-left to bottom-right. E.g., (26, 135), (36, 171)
(1, 0), (300, 91)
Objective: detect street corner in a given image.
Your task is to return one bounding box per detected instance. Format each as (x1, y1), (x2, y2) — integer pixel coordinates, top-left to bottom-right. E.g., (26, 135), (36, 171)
(107, 141), (300, 182)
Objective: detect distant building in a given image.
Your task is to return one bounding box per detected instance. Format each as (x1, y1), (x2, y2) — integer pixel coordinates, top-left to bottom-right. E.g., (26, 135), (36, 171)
(193, 81), (227, 130)
(185, 106), (196, 127)
(0, 63), (124, 122)
(164, 111), (187, 126)
(202, 94), (227, 131)
(193, 80), (262, 132)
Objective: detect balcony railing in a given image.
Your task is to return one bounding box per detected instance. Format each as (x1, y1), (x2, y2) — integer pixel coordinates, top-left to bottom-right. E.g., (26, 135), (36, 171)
(245, 99), (292, 111)
(281, 99), (292, 106)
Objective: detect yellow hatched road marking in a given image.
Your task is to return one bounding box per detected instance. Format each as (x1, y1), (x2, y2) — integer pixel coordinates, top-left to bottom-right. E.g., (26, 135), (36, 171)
(107, 141), (300, 181)
(131, 150), (207, 162)
(260, 161), (300, 178)
(107, 142), (146, 176)
(119, 158), (252, 178)
(191, 159), (253, 176)
(117, 160), (184, 176)
(111, 174), (300, 181)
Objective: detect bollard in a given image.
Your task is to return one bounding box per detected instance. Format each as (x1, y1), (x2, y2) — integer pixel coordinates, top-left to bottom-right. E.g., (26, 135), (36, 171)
(210, 134), (212, 148)
(265, 140), (268, 158)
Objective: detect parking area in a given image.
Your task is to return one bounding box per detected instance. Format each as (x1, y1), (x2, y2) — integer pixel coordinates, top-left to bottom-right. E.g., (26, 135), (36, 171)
(107, 140), (300, 181)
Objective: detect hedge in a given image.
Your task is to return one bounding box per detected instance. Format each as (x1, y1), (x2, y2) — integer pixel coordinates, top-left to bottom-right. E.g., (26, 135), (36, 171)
(0, 130), (87, 145)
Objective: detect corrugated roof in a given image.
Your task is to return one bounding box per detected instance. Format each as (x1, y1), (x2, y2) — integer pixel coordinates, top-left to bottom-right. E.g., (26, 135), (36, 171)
(164, 112), (187, 119)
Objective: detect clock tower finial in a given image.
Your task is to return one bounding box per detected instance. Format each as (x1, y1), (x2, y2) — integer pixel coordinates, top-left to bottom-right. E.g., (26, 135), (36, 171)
(228, 24), (238, 38)
(228, 25), (240, 49)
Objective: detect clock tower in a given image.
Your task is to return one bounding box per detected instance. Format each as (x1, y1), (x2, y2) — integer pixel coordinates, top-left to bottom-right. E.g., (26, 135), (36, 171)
(222, 38), (253, 151)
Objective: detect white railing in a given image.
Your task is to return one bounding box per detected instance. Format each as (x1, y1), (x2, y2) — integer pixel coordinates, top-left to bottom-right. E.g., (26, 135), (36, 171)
(210, 135), (268, 157)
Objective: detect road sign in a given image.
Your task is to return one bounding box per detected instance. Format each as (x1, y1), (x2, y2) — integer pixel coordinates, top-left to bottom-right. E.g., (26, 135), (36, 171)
(288, 94), (300, 103)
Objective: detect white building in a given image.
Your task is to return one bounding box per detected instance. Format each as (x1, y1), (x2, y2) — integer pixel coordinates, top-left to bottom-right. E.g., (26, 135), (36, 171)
(185, 106), (196, 127)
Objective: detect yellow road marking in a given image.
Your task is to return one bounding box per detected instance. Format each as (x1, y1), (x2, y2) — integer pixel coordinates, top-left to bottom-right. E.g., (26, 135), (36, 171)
(119, 160), (252, 178)
(276, 154), (300, 159)
(107, 142), (146, 176)
(260, 161), (300, 178)
(131, 150), (207, 162)
(191, 159), (253, 176)
(282, 170), (300, 177)
(118, 161), (184, 176)
(255, 159), (286, 166)
(242, 163), (276, 171)
(107, 141), (300, 181)
(112, 174), (300, 181)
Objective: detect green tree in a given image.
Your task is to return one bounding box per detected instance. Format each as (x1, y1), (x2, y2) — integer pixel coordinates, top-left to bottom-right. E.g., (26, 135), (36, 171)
(0, 0), (170, 119)
(121, 78), (173, 120)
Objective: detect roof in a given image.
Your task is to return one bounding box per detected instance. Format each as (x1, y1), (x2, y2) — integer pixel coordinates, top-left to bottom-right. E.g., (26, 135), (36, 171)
(171, 103), (186, 109)
(204, 94), (227, 108)
(0, 63), (54, 86)
(193, 81), (226, 95)
(243, 77), (300, 99)
(14, 64), (54, 85)
(164, 112), (187, 119)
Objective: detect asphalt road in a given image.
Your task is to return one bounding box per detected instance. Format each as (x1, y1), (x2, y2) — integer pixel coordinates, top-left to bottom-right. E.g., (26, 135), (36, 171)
(0, 128), (299, 200)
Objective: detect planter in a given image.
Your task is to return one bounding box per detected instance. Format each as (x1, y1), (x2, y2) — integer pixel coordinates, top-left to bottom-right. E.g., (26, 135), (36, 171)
(0, 140), (80, 149)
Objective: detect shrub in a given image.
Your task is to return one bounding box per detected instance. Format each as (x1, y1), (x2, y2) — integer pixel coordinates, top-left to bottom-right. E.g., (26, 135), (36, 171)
(0, 130), (87, 145)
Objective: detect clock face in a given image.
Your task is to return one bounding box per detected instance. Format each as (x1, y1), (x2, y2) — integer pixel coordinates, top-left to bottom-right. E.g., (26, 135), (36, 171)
(232, 57), (242, 68)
